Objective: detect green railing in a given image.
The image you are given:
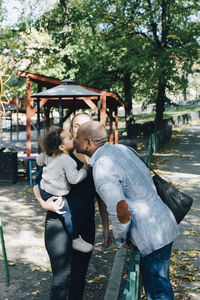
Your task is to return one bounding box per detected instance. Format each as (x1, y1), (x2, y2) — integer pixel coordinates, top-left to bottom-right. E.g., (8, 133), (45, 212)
(122, 248), (142, 300)
(121, 125), (172, 300)
(0, 214), (10, 285)
(144, 125), (172, 166)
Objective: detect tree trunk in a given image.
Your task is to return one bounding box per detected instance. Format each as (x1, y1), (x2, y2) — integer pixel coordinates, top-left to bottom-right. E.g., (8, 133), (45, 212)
(155, 77), (166, 130)
(124, 73), (134, 128)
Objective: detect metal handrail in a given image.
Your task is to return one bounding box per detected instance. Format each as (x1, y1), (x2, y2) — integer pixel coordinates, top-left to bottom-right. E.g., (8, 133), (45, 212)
(0, 214), (10, 285)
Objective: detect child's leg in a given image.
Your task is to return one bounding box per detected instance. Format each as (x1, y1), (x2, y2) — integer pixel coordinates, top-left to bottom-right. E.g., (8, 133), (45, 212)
(60, 197), (79, 239)
(39, 184), (53, 201)
(62, 199), (93, 253)
(59, 197), (75, 238)
(39, 186), (74, 239)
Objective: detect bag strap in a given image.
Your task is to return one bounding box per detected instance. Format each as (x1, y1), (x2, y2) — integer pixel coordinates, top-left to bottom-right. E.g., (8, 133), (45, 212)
(127, 146), (157, 175)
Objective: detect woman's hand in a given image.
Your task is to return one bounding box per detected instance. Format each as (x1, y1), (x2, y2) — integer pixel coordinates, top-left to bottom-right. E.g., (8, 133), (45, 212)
(33, 185), (66, 214)
(82, 163), (90, 172)
(43, 196), (66, 214)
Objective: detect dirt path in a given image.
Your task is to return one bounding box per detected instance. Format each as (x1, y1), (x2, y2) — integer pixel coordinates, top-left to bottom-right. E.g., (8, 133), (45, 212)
(0, 121), (200, 300)
(0, 181), (117, 300)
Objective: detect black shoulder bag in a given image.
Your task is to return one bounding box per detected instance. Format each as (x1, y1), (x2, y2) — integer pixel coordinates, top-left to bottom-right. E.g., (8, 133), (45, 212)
(128, 147), (193, 224)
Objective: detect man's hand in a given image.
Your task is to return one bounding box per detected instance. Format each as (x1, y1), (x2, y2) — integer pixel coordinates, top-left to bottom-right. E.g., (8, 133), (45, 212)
(122, 239), (133, 249)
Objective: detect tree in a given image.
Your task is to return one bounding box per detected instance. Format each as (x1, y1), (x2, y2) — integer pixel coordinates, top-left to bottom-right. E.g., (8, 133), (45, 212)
(1, 0), (199, 129)
(38, 0), (199, 128)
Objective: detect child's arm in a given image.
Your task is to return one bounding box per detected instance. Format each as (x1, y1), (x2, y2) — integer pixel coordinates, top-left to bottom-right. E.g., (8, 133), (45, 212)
(64, 157), (89, 185)
(36, 152), (46, 167)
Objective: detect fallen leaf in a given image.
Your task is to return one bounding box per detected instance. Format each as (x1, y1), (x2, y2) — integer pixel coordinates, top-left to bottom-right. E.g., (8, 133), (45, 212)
(87, 274), (105, 283)
(183, 229), (199, 237)
(32, 290), (40, 296)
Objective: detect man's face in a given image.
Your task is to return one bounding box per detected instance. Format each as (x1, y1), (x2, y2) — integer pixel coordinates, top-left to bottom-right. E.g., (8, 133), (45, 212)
(74, 129), (89, 154)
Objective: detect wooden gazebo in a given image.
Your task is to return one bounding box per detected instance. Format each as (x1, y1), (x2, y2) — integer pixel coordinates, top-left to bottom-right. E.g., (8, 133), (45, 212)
(18, 71), (124, 156)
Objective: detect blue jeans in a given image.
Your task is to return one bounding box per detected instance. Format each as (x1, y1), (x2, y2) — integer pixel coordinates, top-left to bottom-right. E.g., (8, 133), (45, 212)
(140, 242), (174, 300)
(39, 184), (78, 239)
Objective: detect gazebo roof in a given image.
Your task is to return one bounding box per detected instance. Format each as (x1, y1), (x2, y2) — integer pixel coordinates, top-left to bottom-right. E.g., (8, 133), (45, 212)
(32, 83), (102, 98)
(19, 71), (124, 107)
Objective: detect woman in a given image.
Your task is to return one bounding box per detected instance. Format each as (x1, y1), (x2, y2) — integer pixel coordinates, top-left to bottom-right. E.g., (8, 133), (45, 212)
(33, 113), (111, 300)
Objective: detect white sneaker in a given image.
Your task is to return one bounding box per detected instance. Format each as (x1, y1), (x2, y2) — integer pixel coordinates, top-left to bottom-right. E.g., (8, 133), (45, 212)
(72, 236), (93, 253)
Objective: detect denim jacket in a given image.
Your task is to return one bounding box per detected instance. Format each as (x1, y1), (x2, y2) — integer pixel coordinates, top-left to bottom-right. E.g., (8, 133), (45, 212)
(90, 143), (179, 257)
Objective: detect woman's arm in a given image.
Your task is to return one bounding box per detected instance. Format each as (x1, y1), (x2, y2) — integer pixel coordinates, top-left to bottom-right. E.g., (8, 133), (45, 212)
(96, 195), (112, 248)
(33, 185), (65, 214)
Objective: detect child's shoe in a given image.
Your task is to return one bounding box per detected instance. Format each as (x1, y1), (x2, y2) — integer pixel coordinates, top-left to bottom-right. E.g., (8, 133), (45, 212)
(72, 235), (93, 253)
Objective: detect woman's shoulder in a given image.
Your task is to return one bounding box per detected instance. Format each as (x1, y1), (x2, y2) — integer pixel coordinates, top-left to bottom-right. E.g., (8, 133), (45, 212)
(70, 152), (83, 166)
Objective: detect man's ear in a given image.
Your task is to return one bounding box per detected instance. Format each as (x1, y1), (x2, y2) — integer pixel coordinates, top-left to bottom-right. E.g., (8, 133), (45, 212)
(86, 138), (96, 152)
(85, 138), (91, 150)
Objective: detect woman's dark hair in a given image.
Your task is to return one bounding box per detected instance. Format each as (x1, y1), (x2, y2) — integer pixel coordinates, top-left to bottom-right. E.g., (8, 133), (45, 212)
(40, 127), (63, 156)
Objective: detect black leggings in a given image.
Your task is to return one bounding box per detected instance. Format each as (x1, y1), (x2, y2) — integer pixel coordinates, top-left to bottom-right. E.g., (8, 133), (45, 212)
(45, 211), (95, 300)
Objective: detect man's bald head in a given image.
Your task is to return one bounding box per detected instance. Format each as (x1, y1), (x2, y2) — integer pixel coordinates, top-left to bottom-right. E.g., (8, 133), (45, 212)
(78, 121), (108, 147)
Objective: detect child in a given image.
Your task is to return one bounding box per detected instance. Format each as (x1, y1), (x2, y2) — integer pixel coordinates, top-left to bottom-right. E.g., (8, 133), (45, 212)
(36, 126), (93, 253)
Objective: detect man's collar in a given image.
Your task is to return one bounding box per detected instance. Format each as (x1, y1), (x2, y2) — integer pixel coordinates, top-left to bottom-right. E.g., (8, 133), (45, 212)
(89, 142), (108, 167)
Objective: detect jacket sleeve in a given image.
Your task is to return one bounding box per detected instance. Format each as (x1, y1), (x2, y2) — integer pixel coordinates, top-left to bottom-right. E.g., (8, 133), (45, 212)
(36, 152), (46, 166)
(93, 158), (131, 243)
(64, 157), (87, 185)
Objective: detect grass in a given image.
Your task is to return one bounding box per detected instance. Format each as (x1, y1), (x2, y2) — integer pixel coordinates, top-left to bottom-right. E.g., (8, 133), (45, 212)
(118, 105), (200, 125)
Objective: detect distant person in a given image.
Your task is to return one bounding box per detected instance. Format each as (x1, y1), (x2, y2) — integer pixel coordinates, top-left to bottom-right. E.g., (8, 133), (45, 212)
(74, 120), (179, 300)
(36, 126), (93, 253)
(34, 113), (111, 300)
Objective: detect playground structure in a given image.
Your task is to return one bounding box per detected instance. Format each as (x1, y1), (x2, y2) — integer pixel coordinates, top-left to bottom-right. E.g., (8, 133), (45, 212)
(18, 71), (124, 156)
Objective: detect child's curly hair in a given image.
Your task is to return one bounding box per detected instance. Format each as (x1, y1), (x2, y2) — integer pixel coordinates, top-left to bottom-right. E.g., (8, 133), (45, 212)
(40, 127), (63, 156)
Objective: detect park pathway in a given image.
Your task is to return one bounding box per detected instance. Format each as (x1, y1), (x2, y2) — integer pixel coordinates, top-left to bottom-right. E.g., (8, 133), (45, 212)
(152, 121), (200, 299)
(0, 121), (200, 299)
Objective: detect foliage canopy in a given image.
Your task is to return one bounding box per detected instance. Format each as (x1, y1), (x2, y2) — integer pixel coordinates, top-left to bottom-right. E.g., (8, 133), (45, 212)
(0, 0), (199, 127)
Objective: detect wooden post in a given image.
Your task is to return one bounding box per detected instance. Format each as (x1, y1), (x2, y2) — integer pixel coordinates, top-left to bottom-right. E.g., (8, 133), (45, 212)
(26, 76), (32, 156)
(36, 99), (40, 136)
(73, 97), (76, 115)
(109, 109), (113, 144)
(36, 98), (41, 153)
(114, 107), (118, 144)
(97, 96), (101, 121)
(44, 105), (50, 130)
(10, 110), (12, 141)
(16, 96), (19, 140)
(101, 95), (106, 126)
(58, 98), (63, 127)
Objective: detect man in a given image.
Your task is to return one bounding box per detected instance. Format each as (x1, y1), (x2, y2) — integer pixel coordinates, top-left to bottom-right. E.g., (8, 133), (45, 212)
(75, 121), (179, 300)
